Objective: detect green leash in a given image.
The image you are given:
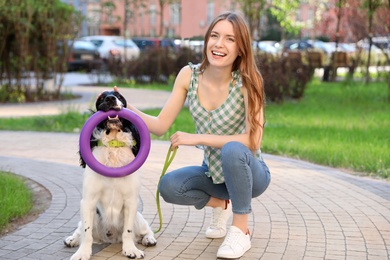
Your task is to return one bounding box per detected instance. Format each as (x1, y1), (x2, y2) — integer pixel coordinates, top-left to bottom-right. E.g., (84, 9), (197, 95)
(154, 145), (177, 233)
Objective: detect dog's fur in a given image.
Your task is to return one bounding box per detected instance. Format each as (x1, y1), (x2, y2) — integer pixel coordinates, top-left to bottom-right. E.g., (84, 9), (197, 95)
(64, 91), (156, 260)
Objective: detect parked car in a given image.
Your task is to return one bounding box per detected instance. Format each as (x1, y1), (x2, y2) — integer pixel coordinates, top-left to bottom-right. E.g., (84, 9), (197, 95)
(256, 41), (279, 54)
(340, 43), (356, 53)
(66, 40), (102, 72)
(309, 40), (335, 54)
(79, 35), (140, 61)
(132, 37), (179, 52)
(180, 39), (204, 53)
(309, 40), (357, 55)
(357, 36), (389, 55)
(282, 40), (313, 51)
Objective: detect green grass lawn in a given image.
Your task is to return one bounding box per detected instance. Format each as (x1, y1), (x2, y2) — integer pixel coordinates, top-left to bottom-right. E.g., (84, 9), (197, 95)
(0, 171), (33, 233)
(263, 80), (389, 178)
(0, 111), (91, 132)
(0, 80), (388, 179)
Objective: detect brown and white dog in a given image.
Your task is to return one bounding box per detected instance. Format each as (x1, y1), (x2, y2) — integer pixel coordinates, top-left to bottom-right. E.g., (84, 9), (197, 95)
(64, 91), (156, 260)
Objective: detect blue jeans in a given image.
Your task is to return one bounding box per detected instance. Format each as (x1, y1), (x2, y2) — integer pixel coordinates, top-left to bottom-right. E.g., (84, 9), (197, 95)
(158, 142), (271, 214)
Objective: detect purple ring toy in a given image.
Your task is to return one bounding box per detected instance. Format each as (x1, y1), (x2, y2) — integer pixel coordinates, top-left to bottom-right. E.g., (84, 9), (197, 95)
(79, 108), (150, 177)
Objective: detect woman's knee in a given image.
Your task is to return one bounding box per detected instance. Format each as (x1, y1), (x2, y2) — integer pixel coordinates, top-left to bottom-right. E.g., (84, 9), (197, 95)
(221, 142), (249, 171)
(158, 174), (177, 203)
(252, 161), (271, 197)
(221, 141), (247, 161)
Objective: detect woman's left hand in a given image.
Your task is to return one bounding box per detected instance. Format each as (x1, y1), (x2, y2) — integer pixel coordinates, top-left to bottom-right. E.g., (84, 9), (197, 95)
(170, 131), (197, 149)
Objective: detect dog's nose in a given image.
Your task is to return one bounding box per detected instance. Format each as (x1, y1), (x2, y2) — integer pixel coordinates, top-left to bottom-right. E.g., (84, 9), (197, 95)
(105, 95), (116, 103)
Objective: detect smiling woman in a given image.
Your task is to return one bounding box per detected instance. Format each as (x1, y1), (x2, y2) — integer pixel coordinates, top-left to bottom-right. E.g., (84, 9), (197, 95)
(115, 11), (270, 259)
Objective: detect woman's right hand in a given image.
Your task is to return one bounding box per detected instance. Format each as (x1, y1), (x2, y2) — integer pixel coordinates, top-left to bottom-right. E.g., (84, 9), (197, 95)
(170, 131), (199, 149)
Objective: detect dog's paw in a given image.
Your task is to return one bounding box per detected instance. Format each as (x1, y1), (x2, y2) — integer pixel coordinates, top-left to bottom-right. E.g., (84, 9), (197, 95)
(70, 247), (92, 260)
(122, 243), (145, 259)
(64, 235), (80, 247)
(141, 234), (157, 247)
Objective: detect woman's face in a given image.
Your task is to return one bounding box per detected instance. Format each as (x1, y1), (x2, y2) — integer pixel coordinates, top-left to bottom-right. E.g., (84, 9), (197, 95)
(206, 20), (239, 69)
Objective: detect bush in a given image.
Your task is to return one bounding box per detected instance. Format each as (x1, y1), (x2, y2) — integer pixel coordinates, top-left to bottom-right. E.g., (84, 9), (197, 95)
(107, 47), (312, 101)
(107, 47), (202, 84)
(257, 53), (312, 102)
(0, 0), (82, 103)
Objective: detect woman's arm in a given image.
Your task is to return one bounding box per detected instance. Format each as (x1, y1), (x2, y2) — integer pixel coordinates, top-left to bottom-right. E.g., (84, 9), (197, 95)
(120, 65), (192, 137)
(170, 87), (264, 151)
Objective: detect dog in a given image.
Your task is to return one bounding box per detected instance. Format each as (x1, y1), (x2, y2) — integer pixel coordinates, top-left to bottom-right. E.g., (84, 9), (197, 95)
(64, 90), (157, 260)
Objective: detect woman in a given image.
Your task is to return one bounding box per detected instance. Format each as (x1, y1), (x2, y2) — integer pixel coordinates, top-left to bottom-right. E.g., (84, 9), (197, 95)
(118, 11), (271, 259)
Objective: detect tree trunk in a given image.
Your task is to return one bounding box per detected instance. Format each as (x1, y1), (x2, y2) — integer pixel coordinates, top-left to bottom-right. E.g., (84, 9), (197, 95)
(365, 0), (374, 85)
(159, 0), (164, 37)
(332, 0), (343, 82)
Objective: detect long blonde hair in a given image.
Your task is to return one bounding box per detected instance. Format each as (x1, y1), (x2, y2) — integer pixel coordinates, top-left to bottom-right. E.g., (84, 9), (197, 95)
(200, 11), (265, 150)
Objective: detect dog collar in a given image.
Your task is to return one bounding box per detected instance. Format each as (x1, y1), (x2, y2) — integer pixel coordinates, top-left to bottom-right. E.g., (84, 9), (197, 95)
(97, 140), (137, 148)
(98, 140), (127, 148)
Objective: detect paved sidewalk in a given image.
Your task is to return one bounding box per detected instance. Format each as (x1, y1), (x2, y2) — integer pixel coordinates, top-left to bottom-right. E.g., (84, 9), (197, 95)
(0, 87), (389, 260)
(0, 86), (171, 118)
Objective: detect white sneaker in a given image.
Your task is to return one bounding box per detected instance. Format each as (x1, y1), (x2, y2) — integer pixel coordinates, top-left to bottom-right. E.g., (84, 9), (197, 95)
(217, 226), (251, 259)
(205, 200), (232, 238)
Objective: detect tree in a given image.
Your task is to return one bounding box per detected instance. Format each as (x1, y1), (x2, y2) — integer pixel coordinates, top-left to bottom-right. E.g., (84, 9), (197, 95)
(330, 0), (347, 81)
(234, 0), (301, 40)
(235, 0), (267, 40)
(158, 0), (167, 37)
(268, 0), (302, 39)
(362, 0), (388, 84)
(0, 0), (81, 103)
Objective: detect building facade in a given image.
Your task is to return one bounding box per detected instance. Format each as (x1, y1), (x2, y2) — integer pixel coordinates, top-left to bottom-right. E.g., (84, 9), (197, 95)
(96, 0), (237, 39)
(63, 0), (349, 42)
(60, 0), (88, 36)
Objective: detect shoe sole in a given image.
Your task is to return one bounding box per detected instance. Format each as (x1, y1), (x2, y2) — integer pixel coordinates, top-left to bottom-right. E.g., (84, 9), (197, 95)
(205, 233), (226, 239)
(216, 244), (251, 259)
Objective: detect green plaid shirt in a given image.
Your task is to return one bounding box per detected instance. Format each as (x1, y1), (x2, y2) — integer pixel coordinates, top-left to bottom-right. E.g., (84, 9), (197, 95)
(187, 63), (261, 184)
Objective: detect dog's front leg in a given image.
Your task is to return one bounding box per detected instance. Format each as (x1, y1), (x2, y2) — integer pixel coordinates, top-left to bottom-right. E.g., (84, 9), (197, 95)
(71, 197), (97, 260)
(122, 197), (145, 259)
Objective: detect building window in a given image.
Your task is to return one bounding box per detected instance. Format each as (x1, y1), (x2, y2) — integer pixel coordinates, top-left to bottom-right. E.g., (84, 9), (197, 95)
(139, 6), (144, 25)
(230, 1), (236, 10)
(296, 9), (301, 22)
(170, 3), (180, 26)
(308, 9), (314, 23)
(150, 4), (156, 26)
(87, 8), (101, 26)
(166, 28), (175, 38)
(207, 1), (215, 24)
(150, 28), (156, 37)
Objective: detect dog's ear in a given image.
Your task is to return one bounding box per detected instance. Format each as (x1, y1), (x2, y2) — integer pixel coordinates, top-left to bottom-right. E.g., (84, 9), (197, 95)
(78, 150), (86, 168)
(78, 134), (99, 168)
(131, 125), (140, 156)
(114, 92), (127, 108)
(95, 91), (109, 111)
(122, 119), (140, 156)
